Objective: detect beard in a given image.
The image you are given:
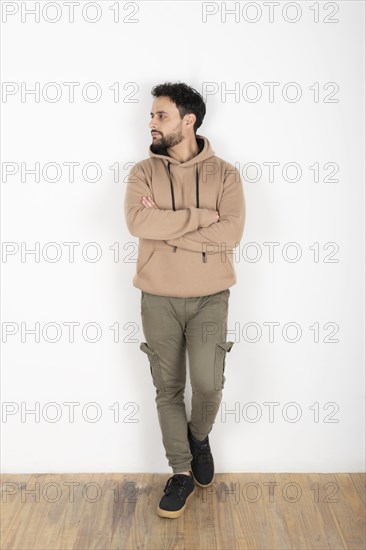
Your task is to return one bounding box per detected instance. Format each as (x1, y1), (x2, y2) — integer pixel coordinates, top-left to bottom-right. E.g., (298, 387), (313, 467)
(150, 126), (184, 154)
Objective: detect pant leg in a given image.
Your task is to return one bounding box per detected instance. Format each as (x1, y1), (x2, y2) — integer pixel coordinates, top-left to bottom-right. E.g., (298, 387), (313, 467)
(185, 289), (235, 441)
(139, 291), (192, 473)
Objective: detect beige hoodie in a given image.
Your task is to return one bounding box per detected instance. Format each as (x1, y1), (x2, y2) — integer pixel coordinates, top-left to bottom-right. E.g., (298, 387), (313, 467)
(124, 135), (246, 298)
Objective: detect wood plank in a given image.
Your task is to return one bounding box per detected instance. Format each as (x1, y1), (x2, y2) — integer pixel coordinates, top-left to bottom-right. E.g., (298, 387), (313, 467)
(350, 473), (366, 507)
(331, 473), (366, 549)
(300, 472), (345, 550)
(1, 473), (365, 550)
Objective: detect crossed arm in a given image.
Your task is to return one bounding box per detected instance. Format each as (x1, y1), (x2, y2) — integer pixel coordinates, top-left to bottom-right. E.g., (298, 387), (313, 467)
(124, 161), (245, 249)
(139, 163), (246, 253)
(124, 162), (215, 240)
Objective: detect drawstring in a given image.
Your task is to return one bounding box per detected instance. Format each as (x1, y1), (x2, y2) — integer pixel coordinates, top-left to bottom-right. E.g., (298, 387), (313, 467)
(167, 162), (177, 254)
(167, 161), (206, 263)
(167, 162), (176, 212)
(196, 164), (200, 207)
(196, 165), (207, 263)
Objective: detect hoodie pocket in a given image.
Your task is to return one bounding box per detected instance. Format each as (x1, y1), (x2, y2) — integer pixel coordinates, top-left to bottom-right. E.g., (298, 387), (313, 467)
(137, 250), (157, 279)
(214, 341), (235, 390)
(140, 341), (165, 391)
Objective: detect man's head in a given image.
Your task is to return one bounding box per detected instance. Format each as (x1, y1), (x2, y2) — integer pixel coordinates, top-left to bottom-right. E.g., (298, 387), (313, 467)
(149, 82), (206, 154)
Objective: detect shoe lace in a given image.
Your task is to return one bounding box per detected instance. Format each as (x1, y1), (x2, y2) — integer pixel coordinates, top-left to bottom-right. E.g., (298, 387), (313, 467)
(192, 443), (213, 465)
(163, 475), (191, 498)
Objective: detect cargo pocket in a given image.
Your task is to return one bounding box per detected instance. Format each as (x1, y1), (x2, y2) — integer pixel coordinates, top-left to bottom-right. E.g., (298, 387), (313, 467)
(214, 341), (235, 390)
(140, 342), (165, 391)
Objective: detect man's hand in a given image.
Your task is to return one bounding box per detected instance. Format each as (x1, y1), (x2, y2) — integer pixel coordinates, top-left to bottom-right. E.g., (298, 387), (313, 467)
(209, 209), (220, 223)
(141, 196), (158, 208)
(198, 210), (219, 229)
(197, 210), (219, 229)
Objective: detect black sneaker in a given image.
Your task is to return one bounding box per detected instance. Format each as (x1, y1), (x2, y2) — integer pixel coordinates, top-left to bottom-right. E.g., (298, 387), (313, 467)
(188, 424), (215, 487)
(157, 472), (195, 518)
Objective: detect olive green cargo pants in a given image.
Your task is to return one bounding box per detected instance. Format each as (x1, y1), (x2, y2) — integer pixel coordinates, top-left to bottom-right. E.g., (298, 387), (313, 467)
(139, 288), (234, 474)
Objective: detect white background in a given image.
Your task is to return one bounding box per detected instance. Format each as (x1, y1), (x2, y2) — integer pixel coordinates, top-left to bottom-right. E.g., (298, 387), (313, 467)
(1, 0), (365, 473)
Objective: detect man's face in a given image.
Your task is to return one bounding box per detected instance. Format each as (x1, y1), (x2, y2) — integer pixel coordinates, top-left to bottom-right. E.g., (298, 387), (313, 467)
(149, 96), (187, 154)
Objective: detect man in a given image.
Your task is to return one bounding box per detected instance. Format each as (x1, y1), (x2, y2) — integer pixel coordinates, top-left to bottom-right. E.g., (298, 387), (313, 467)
(124, 82), (246, 519)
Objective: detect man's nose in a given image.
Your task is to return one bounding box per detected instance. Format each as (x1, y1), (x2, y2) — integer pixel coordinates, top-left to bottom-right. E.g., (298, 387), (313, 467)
(149, 119), (156, 129)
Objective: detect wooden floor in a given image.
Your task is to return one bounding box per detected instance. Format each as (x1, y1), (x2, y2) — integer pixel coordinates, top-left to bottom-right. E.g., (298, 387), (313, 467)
(1, 473), (365, 549)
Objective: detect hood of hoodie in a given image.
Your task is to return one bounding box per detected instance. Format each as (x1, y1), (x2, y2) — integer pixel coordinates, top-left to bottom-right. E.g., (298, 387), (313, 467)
(146, 135), (217, 221)
(148, 134), (215, 166)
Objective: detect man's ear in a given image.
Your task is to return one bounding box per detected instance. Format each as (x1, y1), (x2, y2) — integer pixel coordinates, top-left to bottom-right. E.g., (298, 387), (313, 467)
(184, 113), (196, 127)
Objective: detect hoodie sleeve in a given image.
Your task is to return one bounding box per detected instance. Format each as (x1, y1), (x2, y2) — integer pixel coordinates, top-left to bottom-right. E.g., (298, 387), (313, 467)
(124, 161), (214, 240)
(165, 162), (245, 252)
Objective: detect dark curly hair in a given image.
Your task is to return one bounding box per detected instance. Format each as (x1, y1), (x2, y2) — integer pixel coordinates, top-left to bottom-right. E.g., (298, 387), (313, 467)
(151, 82), (206, 134)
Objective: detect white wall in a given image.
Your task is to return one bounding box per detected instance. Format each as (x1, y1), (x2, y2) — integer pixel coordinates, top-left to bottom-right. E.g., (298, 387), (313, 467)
(1, 0), (365, 473)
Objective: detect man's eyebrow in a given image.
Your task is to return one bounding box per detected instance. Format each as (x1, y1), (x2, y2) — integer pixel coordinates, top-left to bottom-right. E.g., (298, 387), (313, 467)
(150, 110), (169, 115)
